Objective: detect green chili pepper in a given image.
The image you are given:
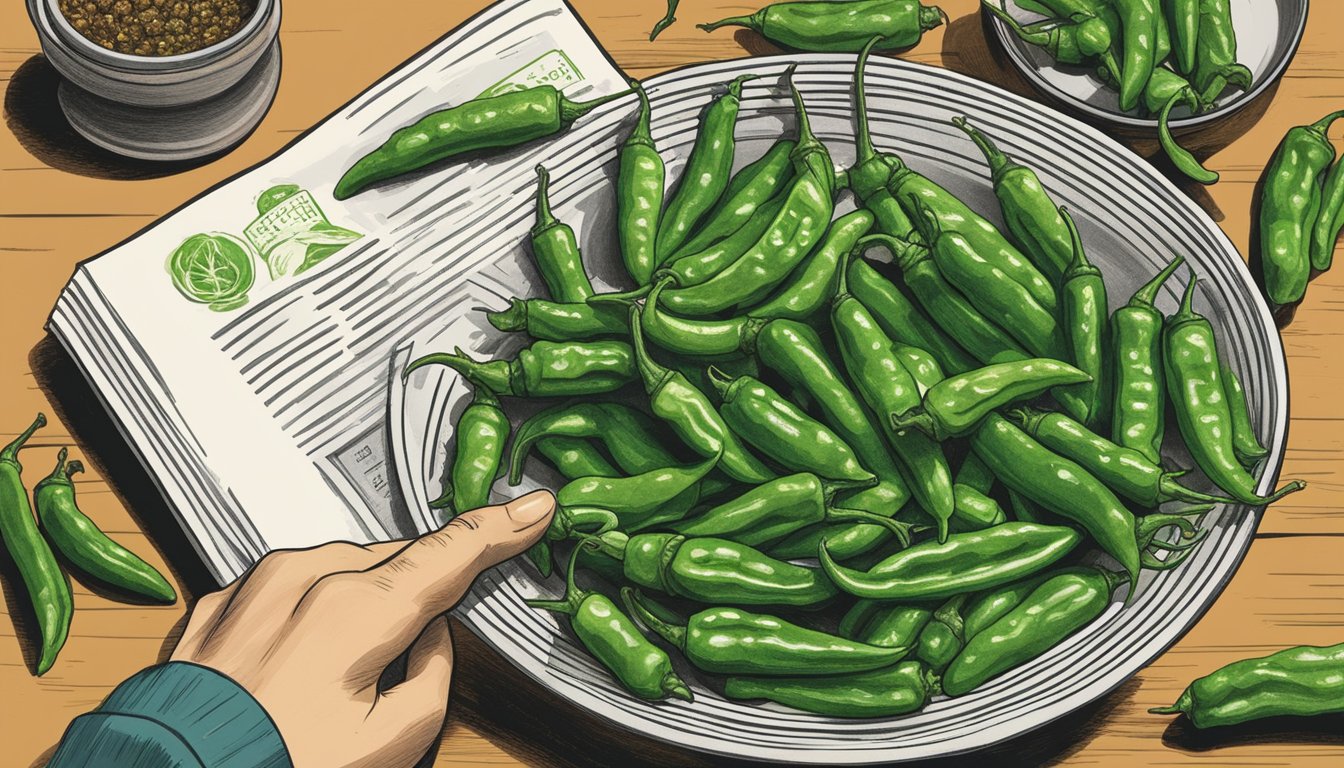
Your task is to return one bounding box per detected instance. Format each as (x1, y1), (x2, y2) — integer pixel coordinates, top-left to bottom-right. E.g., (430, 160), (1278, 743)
(1150, 642), (1344, 728)
(528, 506), (624, 578)
(333, 85), (632, 199)
(527, 545), (693, 702)
(1054, 209), (1110, 429)
(845, 603), (932, 649)
(982, 2), (1118, 76)
(949, 484), (1008, 532)
(671, 473), (905, 549)
(1109, 0), (1161, 112)
(1007, 488), (1050, 524)
(429, 383), (508, 515)
(529, 165), (595, 303)
(629, 307), (774, 484)
(832, 263), (956, 539)
(954, 452), (996, 495)
(892, 342), (944, 397)
(970, 413), (1141, 588)
(952, 114), (1073, 287)
(1008, 407), (1232, 508)
(656, 75), (757, 261)
(637, 279), (766, 361)
(699, 0), (946, 52)
(1110, 256), (1184, 464)
(1164, 280), (1305, 504)
(0, 414), (70, 675)
(724, 661), (939, 717)
(819, 522), (1081, 601)
(764, 481), (911, 561)
(1191, 0), (1253, 103)
(888, 165), (1058, 314)
(556, 454), (717, 532)
(404, 341), (635, 398)
(891, 358), (1090, 440)
(652, 71), (837, 316)
(847, 258), (976, 374)
(666, 139), (796, 264)
(858, 235), (1030, 366)
(1095, 64), (1218, 184)
(509, 402), (667, 484)
(1221, 365), (1268, 467)
(595, 531), (840, 607)
(1309, 155), (1344, 271)
(617, 84), (665, 286)
(744, 209), (876, 320)
(533, 436), (619, 480)
(1168, 0), (1199, 73)
(942, 566), (1126, 696)
(849, 37), (916, 241)
(485, 297), (629, 341)
(709, 370), (875, 484)
(960, 572), (1051, 640)
(622, 588), (907, 675)
(1258, 110), (1344, 306)
(652, 198), (789, 291)
(915, 595), (967, 673)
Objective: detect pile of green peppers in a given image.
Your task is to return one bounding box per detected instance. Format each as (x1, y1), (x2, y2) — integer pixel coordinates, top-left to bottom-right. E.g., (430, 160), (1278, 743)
(403, 47), (1303, 719)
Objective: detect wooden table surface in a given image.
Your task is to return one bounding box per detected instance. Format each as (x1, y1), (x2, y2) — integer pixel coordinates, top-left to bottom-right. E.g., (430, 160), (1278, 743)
(3, 1), (1343, 765)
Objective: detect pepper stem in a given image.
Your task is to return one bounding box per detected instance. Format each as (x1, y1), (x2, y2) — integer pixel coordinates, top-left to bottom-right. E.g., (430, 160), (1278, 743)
(625, 81), (655, 146)
(587, 284), (654, 305)
(1129, 255), (1185, 309)
(1059, 207), (1100, 281)
(696, 11), (761, 34)
(42, 447), (69, 485)
(532, 165), (559, 235)
(620, 587), (688, 651)
(428, 483), (456, 512)
(1004, 406), (1048, 435)
(403, 348), (511, 395)
(854, 36), (883, 166)
(485, 299), (527, 332)
(649, 0), (679, 41)
(0, 412), (46, 465)
(890, 408), (936, 439)
(66, 459), (85, 481)
(826, 507), (914, 548)
(725, 73), (758, 101)
(951, 115), (1012, 181)
(1171, 277), (1199, 325)
(525, 541), (592, 616)
(1159, 92), (1218, 185)
(1147, 689), (1192, 717)
(1306, 109), (1344, 135)
(705, 365), (739, 402)
(558, 85), (638, 126)
(628, 303), (674, 395)
(785, 65), (824, 161)
(921, 4), (949, 31)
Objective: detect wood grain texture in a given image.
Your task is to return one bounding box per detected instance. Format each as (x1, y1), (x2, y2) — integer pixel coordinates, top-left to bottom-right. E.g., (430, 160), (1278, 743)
(2, 0), (1342, 765)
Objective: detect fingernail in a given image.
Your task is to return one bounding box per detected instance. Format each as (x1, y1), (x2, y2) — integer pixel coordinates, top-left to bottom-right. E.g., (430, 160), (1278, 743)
(506, 490), (555, 527)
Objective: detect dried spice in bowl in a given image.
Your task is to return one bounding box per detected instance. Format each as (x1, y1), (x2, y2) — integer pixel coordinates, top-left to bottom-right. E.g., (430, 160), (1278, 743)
(58, 0), (256, 56)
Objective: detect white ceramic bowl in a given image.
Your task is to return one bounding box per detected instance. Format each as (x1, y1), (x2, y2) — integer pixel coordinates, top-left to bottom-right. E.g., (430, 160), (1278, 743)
(393, 55), (1288, 763)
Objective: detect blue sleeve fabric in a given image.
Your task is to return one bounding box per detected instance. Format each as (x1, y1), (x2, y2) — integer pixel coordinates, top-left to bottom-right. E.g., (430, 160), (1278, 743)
(47, 661), (291, 768)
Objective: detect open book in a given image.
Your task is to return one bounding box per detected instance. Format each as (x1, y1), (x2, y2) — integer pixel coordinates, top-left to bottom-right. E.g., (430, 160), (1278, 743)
(47, 0), (630, 584)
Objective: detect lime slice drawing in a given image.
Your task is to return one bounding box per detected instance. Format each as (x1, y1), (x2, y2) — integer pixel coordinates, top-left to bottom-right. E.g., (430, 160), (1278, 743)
(167, 232), (256, 312)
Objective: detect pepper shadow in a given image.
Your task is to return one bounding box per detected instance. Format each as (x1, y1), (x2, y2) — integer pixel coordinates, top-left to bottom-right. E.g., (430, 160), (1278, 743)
(1161, 712), (1344, 751)
(28, 335), (219, 602)
(4, 55), (216, 180)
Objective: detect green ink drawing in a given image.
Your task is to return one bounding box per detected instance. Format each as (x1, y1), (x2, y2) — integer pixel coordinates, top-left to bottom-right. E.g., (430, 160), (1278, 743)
(244, 184), (362, 280)
(479, 49), (583, 98)
(166, 232), (256, 312)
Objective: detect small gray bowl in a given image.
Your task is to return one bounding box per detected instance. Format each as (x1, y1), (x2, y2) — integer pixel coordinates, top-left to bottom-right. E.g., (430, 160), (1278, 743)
(27, 0), (282, 160)
(986, 0), (1308, 134)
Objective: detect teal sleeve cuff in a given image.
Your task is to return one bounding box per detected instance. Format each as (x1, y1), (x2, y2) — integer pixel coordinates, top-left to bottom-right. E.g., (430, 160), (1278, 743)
(48, 661), (291, 768)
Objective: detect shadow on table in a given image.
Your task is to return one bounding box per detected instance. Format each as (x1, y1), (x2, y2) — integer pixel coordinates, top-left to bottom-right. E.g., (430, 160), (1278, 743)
(1162, 712), (1344, 751)
(3, 55), (216, 180)
(449, 619), (1138, 768)
(27, 335), (219, 603)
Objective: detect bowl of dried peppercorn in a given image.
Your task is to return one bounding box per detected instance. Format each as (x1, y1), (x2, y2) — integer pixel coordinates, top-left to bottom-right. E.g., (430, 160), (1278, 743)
(26, 0), (282, 160)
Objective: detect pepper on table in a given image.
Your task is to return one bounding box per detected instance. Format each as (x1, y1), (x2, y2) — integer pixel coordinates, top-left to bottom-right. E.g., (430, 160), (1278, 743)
(698, 0), (948, 53)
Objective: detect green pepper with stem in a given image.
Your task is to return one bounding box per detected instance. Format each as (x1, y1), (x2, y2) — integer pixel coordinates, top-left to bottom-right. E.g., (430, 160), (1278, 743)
(507, 402), (672, 485)
(1150, 642), (1344, 728)
(846, 258), (976, 374)
(429, 382), (508, 515)
(1191, 0), (1254, 103)
(556, 454), (717, 532)
(819, 522), (1082, 601)
(1097, 65), (1220, 184)
(0, 414), (70, 675)
(628, 307), (774, 484)
(908, 201), (1068, 360)
(404, 341), (635, 398)
(1110, 256), (1184, 464)
(671, 473), (907, 550)
(1258, 110), (1344, 306)
(981, 2), (1118, 75)
(484, 298), (629, 341)
(709, 370), (875, 484)
(848, 37), (916, 241)
(622, 588), (907, 675)
(952, 113), (1073, 287)
(333, 85), (633, 199)
(527, 545), (693, 702)
(655, 75), (757, 261)
(35, 449), (175, 603)
(1309, 154), (1344, 271)
(1055, 209), (1110, 429)
(525, 505), (621, 579)
(1164, 280), (1305, 504)
(666, 139), (796, 264)
(698, 0), (947, 52)
(891, 358), (1091, 440)
(942, 566), (1126, 696)
(590, 530), (839, 608)
(743, 209), (875, 320)
(529, 165), (594, 303)
(724, 661), (939, 717)
(650, 1), (679, 41)
(1111, 0), (1161, 112)
(832, 263), (956, 540)
(970, 413), (1141, 589)
(534, 437), (619, 480)
(1008, 407), (1233, 507)
(617, 83), (665, 285)
(1221, 365), (1268, 467)
(858, 235), (1030, 366)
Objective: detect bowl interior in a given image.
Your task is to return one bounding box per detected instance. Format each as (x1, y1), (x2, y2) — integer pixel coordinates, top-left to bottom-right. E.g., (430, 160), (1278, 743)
(989, 0), (1308, 130)
(394, 55), (1287, 763)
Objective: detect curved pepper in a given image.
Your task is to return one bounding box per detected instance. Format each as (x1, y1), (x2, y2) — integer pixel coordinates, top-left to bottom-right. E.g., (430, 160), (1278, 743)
(530, 165), (595, 303)
(699, 0), (946, 52)
(723, 661), (939, 717)
(1110, 256), (1184, 464)
(485, 297), (629, 341)
(891, 358), (1090, 440)
(430, 383), (508, 515)
(403, 341), (635, 398)
(616, 83), (665, 285)
(665, 139), (796, 264)
(846, 258), (976, 374)
(1054, 209), (1110, 429)
(556, 454), (717, 531)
